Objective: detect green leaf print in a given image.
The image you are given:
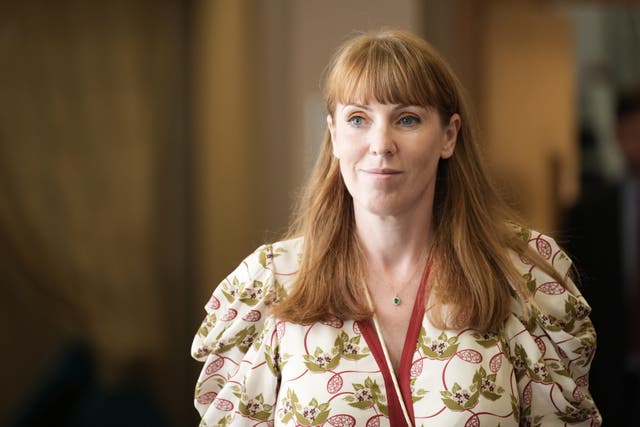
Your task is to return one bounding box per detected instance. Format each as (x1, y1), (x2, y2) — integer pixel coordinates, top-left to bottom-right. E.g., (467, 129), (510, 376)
(342, 335), (370, 361)
(209, 414), (232, 427)
(230, 383), (241, 399)
(234, 325), (258, 353)
(472, 366), (487, 384)
(440, 382), (479, 411)
(238, 280), (265, 306)
(259, 249), (268, 269)
(548, 361), (571, 378)
(212, 330), (235, 353)
(564, 293), (589, 328)
(265, 346), (290, 377)
(512, 343), (530, 382)
(293, 397), (331, 426)
(524, 272), (537, 294)
(267, 279), (287, 305)
(258, 244), (287, 268)
(420, 330), (459, 359)
(334, 334), (345, 350)
(556, 405), (597, 423)
(346, 378), (387, 415)
(197, 313), (216, 338)
(376, 401), (389, 416)
(411, 387), (428, 403)
(510, 395), (520, 423)
(528, 359), (552, 383)
(471, 367), (505, 402)
(517, 226), (532, 242)
(364, 377), (376, 391)
(288, 388), (300, 405)
(265, 346), (277, 376)
(537, 313), (563, 333)
(281, 411), (294, 424)
(409, 377), (428, 403)
(238, 393), (273, 421)
(574, 335), (596, 367)
(303, 346), (341, 372)
(221, 276), (242, 303)
(278, 389), (300, 424)
(471, 331), (498, 348)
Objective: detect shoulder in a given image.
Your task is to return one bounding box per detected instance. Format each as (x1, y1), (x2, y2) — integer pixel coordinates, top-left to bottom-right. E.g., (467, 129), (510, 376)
(505, 229), (594, 354)
(502, 229), (600, 425)
(262, 236), (304, 274)
(191, 239), (297, 357)
(508, 228), (588, 322)
(511, 228), (572, 279)
(222, 236), (303, 290)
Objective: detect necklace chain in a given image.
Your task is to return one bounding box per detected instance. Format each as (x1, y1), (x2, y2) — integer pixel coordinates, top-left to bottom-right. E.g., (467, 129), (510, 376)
(390, 263), (423, 306)
(386, 250), (431, 307)
(365, 245), (433, 307)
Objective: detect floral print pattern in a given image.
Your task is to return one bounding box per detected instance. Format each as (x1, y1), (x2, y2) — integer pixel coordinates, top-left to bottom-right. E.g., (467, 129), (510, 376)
(192, 231), (602, 426)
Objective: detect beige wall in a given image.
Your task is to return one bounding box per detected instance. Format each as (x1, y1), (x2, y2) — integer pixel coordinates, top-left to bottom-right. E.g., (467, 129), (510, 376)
(0, 0), (191, 422)
(191, 0), (258, 313)
(482, 1), (577, 232)
(423, 0), (578, 233)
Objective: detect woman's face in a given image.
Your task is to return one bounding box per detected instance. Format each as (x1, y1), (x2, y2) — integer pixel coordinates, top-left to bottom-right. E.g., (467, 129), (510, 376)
(328, 100), (460, 218)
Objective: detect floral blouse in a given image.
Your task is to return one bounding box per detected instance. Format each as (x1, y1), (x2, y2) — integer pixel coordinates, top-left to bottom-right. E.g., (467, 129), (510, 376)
(191, 230), (601, 426)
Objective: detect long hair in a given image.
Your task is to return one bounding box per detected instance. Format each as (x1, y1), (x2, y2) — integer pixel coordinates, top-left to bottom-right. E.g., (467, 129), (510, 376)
(270, 29), (564, 332)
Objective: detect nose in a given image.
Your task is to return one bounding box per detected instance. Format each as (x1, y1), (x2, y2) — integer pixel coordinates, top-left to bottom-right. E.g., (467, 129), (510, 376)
(368, 123), (397, 156)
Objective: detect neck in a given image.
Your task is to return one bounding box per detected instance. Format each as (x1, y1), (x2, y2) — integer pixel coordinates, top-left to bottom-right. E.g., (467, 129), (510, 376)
(355, 204), (434, 275)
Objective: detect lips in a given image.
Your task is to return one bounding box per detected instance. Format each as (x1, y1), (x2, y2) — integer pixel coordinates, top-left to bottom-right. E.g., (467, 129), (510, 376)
(361, 168), (402, 175)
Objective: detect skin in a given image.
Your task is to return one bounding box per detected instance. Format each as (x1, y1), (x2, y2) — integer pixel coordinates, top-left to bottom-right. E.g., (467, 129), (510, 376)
(328, 100), (461, 372)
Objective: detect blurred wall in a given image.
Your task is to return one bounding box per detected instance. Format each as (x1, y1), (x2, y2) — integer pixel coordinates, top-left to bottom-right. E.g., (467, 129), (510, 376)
(482, 1), (577, 233)
(0, 0), (191, 423)
(424, 0), (578, 233)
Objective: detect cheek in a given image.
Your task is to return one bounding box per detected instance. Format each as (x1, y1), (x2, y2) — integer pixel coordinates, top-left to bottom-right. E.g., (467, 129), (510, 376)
(333, 138), (363, 163)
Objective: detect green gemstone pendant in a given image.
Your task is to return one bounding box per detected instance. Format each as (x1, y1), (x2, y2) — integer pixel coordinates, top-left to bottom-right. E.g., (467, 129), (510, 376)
(392, 295), (401, 306)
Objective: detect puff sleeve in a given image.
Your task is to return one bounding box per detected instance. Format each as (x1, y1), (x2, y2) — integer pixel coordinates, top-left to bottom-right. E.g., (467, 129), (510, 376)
(191, 244), (283, 424)
(504, 231), (602, 426)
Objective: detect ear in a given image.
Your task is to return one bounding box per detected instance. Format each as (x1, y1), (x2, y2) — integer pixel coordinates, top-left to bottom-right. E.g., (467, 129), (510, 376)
(327, 114), (338, 157)
(440, 113), (461, 159)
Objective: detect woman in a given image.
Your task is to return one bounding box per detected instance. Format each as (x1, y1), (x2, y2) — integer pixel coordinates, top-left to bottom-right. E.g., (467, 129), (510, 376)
(192, 30), (601, 426)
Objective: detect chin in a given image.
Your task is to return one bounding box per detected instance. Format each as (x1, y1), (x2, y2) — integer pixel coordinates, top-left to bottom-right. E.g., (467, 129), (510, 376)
(360, 199), (406, 217)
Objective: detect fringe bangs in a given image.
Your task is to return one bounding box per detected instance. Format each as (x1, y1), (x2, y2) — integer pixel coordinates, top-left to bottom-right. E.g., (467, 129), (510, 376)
(324, 36), (439, 113)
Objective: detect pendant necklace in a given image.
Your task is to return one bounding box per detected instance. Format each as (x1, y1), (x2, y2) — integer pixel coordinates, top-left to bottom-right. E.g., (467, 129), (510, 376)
(389, 247), (432, 307)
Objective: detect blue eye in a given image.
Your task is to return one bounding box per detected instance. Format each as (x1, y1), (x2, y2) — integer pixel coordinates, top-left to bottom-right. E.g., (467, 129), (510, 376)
(399, 115), (420, 126)
(348, 116), (365, 127)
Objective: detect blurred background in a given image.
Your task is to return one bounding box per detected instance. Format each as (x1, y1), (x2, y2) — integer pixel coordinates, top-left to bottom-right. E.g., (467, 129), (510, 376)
(0, 0), (638, 426)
